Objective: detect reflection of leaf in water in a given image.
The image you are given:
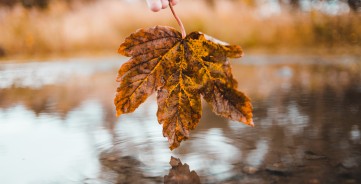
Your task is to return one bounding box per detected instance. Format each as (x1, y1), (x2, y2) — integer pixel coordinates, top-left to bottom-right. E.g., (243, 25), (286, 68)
(164, 156), (201, 184)
(99, 151), (163, 183)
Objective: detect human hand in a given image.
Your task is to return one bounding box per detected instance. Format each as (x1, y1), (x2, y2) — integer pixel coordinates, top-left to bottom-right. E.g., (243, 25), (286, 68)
(146, 0), (179, 12)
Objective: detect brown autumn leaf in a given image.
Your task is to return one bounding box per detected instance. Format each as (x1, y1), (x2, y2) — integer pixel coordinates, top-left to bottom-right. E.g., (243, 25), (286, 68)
(115, 26), (253, 150)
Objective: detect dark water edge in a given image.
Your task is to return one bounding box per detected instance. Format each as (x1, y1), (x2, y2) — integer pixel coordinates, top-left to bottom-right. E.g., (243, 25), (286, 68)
(0, 55), (360, 184)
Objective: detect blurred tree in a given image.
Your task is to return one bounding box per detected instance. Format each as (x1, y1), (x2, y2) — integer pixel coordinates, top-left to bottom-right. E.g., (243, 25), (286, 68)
(0, 0), (96, 9)
(290, 0), (300, 10)
(0, 46), (5, 57)
(21, 0), (49, 9)
(205, 0), (216, 8)
(63, 0), (96, 4)
(0, 0), (50, 9)
(348, 0), (361, 12)
(0, 0), (17, 7)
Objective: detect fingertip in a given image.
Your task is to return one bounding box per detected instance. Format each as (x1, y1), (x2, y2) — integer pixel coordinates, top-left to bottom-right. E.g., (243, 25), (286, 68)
(161, 4), (168, 9)
(150, 6), (161, 12)
(161, 0), (168, 9)
(147, 0), (162, 12)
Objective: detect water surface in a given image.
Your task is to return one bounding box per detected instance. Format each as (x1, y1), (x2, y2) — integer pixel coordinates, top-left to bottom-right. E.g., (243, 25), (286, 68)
(0, 55), (360, 184)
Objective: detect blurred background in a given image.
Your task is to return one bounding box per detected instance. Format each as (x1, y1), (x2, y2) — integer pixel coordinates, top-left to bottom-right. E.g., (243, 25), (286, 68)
(0, 0), (360, 58)
(0, 0), (360, 184)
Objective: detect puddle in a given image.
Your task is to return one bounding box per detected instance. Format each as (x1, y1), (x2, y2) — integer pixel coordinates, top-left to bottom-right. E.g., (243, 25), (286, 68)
(0, 55), (360, 183)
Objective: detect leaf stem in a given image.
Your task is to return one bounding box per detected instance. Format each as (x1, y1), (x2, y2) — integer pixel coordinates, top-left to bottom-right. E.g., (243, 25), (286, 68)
(169, 1), (186, 39)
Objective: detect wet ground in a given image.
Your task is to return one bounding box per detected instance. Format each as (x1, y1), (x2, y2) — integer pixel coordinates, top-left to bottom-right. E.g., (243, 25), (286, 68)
(0, 55), (360, 184)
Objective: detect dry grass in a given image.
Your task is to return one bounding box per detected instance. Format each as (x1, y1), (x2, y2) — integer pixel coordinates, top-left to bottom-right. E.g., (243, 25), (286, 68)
(0, 0), (360, 59)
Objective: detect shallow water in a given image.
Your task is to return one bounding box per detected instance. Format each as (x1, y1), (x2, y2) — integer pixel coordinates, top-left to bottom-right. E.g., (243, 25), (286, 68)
(0, 55), (360, 184)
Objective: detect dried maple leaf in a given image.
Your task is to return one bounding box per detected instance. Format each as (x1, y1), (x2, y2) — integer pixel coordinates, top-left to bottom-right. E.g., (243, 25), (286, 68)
(115, 26), (253, 150)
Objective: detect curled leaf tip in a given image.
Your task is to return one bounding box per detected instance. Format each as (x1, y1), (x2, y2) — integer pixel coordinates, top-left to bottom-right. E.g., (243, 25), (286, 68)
(249, 120), (255, 127)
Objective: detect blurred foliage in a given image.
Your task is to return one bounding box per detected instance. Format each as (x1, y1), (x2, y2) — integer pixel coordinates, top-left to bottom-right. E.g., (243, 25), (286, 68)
(0, 0), (50, 9)
(0, 0), (96, 9)
(348, 0), (361, 12)
(0, 0), (360, 58)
